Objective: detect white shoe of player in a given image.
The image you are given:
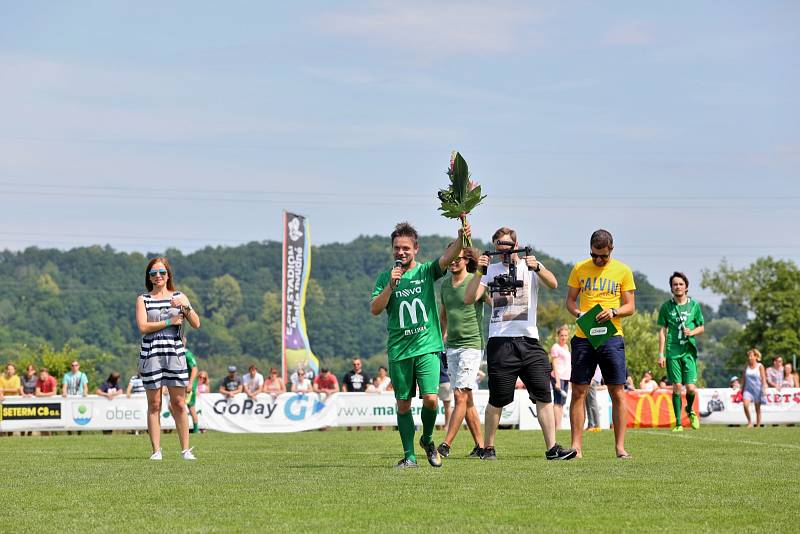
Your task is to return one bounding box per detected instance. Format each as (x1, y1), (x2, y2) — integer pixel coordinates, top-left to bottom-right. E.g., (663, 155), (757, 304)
(181, 447), (197, 460)
(149, 448), (163, 460)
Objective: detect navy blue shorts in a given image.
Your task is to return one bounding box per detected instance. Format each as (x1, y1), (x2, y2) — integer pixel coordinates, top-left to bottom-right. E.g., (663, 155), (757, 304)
(570, 336), (627, 385)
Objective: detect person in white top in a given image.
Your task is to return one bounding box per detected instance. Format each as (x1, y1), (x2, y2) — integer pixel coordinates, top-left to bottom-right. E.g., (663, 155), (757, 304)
(291, 369), (312, 394)
(550, 325), (571, 430)
(464, 226), (577, 461)
(242, 365), (265, 400)
(639, 370), (659, 393)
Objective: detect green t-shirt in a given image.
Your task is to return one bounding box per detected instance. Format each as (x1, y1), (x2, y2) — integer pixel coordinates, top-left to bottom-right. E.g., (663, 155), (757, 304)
(440, 273), (484, 350)
(372, 260), (446, 362)
(657, 298), (704, 358)
(185, 349), (198, 392)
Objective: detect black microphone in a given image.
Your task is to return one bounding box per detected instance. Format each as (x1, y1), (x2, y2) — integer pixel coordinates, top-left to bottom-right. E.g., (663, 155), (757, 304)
(393, 259), (402, 287)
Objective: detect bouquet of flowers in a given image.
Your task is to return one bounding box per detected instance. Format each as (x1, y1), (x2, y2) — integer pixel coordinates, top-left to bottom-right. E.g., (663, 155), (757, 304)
(437, 151), (486, 248)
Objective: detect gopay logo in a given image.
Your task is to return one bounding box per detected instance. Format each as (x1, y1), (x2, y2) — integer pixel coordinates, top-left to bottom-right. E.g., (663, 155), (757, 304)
(72, 403), (92, 425)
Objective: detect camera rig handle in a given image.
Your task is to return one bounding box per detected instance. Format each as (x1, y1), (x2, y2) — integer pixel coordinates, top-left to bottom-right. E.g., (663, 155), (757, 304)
(479, 246), (533, 275)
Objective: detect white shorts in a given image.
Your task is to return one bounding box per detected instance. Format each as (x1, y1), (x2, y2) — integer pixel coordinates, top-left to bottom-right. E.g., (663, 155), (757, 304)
(446, 347), (483, 390)
(438, 381), (453, 402)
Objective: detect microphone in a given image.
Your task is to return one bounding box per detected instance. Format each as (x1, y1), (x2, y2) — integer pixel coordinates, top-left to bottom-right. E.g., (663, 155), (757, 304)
(393, 259), (402, 287)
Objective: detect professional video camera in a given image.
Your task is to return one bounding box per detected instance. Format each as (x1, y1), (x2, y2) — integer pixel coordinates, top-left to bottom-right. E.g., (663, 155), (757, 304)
(480, 240), (533, 296)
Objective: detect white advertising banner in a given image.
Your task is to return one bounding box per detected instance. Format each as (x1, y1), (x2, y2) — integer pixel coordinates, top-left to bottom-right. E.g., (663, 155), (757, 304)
(0, 395), (176, 432)
(3, 388), (798, 432)
(333, 390), (519, 427)
(518, 389), (612, 430)
(698, 387), (800, 425)
(198, 392), (336, 433)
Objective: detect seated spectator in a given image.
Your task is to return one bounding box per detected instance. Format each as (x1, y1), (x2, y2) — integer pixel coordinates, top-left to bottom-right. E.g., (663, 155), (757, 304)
(766, 355), (784, 389)
(291, 369), (312, 393)
(97, 372), (124, 400)
(313, 368), (339, 396)
(658, 376), (670, 389)
(289, 360), (315, 388)
(341, 358), (370, 393)
(126, 374), (145, 397)
(639, 370), (659, 393)
(373, 366), (392, 392)
(219, 366), (243, 398)
(21, 364), (38, 397)
(196, 371), (210, 394)
(35, 368), (58, 397)
(62, 360), (88, 397)
(730, 376), (740, 391)
(242, 364), (264, 400)
(782, 363), (798, 388)
(262, 367), (286, 397)
(0, 363), (22, 397)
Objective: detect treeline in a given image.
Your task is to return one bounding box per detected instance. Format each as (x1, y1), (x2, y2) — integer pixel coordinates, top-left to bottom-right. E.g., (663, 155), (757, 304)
(2, 236), (774, 388)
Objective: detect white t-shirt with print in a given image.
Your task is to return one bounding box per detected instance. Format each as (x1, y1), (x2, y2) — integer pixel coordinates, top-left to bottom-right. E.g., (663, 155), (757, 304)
(481, 259), (539, 339)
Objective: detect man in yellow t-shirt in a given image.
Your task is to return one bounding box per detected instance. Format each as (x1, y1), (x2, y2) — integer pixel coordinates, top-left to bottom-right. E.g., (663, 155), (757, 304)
(565, 229), (636, 459)
(1, 363), (23, 398)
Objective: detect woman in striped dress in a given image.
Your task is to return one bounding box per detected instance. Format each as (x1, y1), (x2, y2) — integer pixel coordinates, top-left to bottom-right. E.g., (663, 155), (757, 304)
(136, 257), (201, 460)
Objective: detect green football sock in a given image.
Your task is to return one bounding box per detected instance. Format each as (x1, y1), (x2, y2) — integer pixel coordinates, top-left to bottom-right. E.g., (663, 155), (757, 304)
(193, 421), (198, 433)
(420, 406), (438, 445)
(397, 411), (416, 462)
(685, 391), (696, 415)
(672, 393), (682, 425)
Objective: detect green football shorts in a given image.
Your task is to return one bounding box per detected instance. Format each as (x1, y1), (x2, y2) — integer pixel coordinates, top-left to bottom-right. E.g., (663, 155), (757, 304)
(666, 352), (698, 385)
(388, 352), (440, 400)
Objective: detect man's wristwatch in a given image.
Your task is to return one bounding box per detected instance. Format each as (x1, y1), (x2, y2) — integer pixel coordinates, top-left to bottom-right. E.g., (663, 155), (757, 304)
(183, 304), (193, 313)
(611, 308), (618, 317)
(533, 262), (541, 273)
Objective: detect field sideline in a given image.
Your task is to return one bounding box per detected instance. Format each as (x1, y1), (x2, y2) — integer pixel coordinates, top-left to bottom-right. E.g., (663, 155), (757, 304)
(3, 426), (797, 533)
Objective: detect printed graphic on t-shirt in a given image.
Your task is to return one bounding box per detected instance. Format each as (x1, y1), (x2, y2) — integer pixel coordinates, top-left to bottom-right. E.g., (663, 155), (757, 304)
(490, 282), (529, 323)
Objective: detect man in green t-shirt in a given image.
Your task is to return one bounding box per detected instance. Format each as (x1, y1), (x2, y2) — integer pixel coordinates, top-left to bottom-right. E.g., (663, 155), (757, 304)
(436, 247), (487, 460)
(657, 272), (705, 432)
(371, 221), (470, 469)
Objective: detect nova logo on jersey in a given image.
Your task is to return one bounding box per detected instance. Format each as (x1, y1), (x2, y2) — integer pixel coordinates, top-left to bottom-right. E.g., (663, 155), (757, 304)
(395, 286), (422, 299)
(399, 298), (428, 328)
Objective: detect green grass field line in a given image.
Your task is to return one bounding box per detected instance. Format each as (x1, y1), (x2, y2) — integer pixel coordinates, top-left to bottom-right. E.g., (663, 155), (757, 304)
(1, 426), (796, 533)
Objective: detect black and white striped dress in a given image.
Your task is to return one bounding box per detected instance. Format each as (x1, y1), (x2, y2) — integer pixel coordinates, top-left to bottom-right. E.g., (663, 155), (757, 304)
(138, 291), (189, 389)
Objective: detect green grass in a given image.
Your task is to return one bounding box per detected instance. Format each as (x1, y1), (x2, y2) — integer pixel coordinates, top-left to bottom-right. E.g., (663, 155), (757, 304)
(2, 426), (797, 533)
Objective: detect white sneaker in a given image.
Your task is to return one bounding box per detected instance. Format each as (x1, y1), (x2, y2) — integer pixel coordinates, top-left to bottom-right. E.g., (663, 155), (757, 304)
(181, 447), (197, 460)
(149, 448), (163, 460)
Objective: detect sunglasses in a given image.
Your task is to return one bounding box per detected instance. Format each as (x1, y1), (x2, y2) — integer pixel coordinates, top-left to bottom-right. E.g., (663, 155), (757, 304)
(590, 253), (610, 260)
(451, 257), (465, 264)
(148, 269), (168, 276)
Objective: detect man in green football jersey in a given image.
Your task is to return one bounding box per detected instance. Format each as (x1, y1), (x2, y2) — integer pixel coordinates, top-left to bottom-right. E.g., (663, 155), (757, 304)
(371, 220), (470, 469)
(657, 272), (705, 432)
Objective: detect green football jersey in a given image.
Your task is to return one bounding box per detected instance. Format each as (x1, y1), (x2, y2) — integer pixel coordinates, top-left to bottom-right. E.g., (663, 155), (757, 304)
(440, 273), (484, 350)
(657, 298), (704, 358)
(372, 260), (446, 362)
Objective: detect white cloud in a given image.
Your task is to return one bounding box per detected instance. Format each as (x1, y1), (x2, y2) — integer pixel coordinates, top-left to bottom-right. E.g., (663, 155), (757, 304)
(319, 1), (544, 57)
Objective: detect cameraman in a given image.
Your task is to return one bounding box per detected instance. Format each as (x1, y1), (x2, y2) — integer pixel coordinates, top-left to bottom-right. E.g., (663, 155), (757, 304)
(464, 226), (577, 461)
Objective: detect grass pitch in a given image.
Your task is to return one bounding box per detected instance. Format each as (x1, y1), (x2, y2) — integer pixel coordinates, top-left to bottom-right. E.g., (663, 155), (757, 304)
(2, 426), (797, 533)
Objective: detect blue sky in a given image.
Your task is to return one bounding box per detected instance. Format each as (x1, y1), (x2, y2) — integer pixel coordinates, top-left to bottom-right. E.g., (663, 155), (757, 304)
(1, 1), (798, 307)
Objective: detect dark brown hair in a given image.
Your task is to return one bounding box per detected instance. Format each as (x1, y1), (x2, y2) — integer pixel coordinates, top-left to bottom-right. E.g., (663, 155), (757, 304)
(492, 227), (517, 244)
(145, 257), (175, 291)
(669, 271), (689, 289)
(391, 222), (418, 246)
(590, 229), (614, 250)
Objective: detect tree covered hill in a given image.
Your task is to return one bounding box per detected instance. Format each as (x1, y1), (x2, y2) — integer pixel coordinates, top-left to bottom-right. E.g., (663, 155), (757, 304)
(0, 237), (672, 383)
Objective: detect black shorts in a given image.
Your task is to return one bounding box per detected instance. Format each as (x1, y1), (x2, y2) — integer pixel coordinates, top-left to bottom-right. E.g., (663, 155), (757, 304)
(486, 336), (552, 407)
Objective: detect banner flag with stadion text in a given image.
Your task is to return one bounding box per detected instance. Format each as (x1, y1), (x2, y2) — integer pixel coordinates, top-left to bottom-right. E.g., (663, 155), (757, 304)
(282, 212), (320, 382)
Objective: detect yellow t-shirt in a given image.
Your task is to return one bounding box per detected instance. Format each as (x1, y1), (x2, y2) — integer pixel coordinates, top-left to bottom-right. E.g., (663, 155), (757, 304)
(0, 374), (21, 395)
(567, 258), (636, 338)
